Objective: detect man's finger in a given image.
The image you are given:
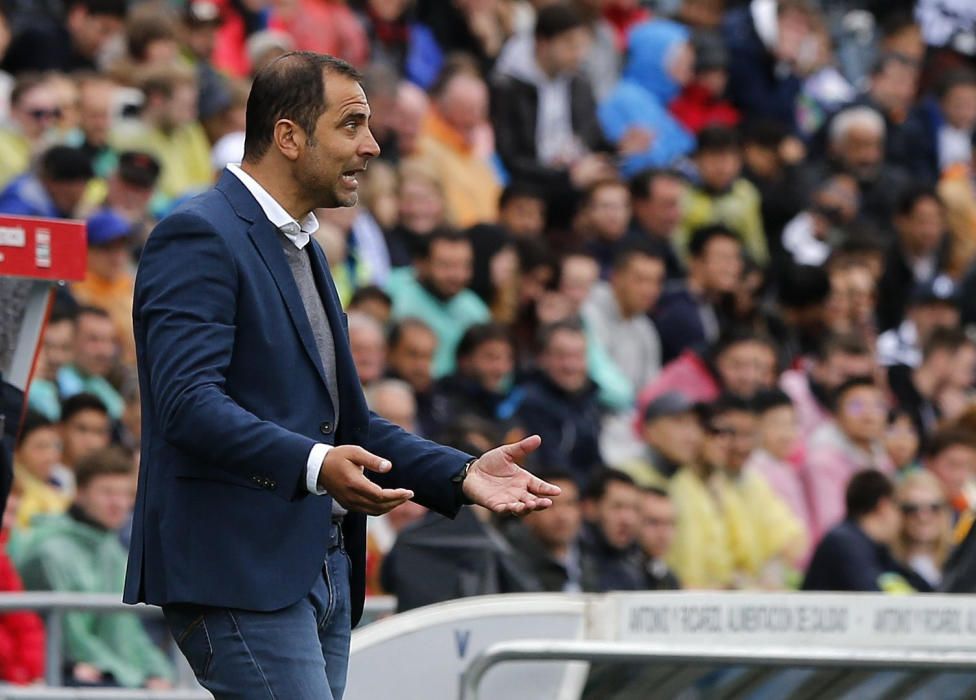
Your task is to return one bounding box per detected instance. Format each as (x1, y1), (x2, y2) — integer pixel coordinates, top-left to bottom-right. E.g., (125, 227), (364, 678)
(346, 446), (392, 474)
(528, 474), (562, 497)
(348, 475), (413, 503)
(501, 434), (542, 461)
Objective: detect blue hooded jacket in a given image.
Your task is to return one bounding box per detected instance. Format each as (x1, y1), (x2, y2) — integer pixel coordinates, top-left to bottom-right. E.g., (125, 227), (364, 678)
(599, 20), (695, 176)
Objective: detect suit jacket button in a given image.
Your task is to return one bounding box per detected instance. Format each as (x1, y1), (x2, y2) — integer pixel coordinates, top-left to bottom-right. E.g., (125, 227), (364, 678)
(266, 480), (276, 490)
(320, 421), (333, 435)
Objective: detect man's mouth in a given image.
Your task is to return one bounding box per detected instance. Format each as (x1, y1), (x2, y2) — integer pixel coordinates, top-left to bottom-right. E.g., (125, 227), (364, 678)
(340, 167), (366, 188)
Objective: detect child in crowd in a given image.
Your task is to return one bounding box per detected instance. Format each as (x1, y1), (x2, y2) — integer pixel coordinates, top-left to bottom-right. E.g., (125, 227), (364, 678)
(13, 411), (69, 529)
(885, 409), (921, 475)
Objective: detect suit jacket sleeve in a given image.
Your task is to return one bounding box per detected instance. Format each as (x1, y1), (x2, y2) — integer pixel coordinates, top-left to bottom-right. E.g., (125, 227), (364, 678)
(137, 213), (316, 497)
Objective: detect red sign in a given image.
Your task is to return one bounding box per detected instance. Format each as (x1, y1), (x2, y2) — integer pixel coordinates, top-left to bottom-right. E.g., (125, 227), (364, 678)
(0, 215), (87, 282)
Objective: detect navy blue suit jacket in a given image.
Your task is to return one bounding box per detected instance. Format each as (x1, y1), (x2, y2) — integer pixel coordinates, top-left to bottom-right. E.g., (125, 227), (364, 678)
(123, 172), (469, 624)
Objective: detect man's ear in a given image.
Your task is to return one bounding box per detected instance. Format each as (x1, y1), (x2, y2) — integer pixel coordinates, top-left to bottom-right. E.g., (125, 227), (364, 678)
(273, 119), (304, 161)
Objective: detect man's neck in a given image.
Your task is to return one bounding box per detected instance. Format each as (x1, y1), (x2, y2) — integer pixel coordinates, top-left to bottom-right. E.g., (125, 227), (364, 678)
(611, 287), (637, 319)
(240, 161), (314, 222)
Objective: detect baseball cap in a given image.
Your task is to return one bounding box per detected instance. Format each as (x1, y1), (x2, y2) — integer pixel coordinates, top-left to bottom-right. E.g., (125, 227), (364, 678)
(642, 392), (695, 424)
(909, 275), (960, 307)
(117, 151), (161, 189)
(86, 210), (132, 247)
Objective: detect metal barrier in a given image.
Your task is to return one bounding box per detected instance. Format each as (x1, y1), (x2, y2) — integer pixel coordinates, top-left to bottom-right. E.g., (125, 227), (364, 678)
(0, 592), (396, 693)
(458, 639), (976, 700)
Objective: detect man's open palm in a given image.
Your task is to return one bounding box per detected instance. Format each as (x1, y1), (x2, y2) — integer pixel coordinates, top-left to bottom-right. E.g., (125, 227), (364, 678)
(462, 435), (561, 514)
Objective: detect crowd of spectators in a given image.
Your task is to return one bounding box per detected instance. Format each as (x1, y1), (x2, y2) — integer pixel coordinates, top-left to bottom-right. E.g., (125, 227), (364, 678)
(3, 0), (976, 688)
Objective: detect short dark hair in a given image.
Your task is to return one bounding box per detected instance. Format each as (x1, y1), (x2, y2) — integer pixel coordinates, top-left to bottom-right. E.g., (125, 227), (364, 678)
(388, 317), (435, 349)
(499, 181), (546, 209)
(831, 376), (877, 412)
(537, 318), (585, 354)
(814, 332), (872, 362)
(70, 0), (127, 18)
(349, 285), (392, 311)
(870, 51), (919, 77)
(611, 244), (664, 272)
(61, 393), (109, 424)
(937, 67), (976, 100)
(75, 446), (134, 490)
(629, 168), (684, 201)
(16, 411), (56, 448)
(710, 326), (774, 361)
(76, 305), (111, 322)
(535, 3), (585, 40)
(420, 227), (469, 259)
(895, 184), (942, 218)
(695, 125), (740, 155)
(924, 427), (976, 459)
(642, 485), (670, 499)
(584, 468), (637, 501)
(741, 119), (788, 149)
(704, 393), (755, 423)
(49, 300), (79, 326)
(244, 51), (362, 163)
(456, 323), (513, 362)
(753, 388), (793, 415)
(40, 146), (93, 182)
(846, 469), (894, 520)
(777, 264), (830, 309)
(687, 224), (741, 259)
(922, 326), (971, 361)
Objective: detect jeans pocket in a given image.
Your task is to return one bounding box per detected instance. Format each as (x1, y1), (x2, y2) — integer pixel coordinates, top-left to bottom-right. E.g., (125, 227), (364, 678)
(167, 609), (214, 682)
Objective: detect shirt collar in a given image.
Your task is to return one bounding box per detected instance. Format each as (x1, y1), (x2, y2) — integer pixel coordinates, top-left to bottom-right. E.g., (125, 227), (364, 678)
(226, 163), (319, 249)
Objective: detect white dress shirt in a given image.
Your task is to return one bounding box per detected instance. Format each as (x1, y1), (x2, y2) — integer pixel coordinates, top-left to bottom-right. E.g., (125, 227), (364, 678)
(227, 164), (332, 497)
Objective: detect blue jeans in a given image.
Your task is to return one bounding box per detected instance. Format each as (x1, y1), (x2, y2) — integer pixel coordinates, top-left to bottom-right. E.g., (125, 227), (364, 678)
(163, 525), (352, 699)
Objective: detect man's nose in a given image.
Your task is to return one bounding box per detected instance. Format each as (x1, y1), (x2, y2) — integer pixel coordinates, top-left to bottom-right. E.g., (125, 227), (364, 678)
(360, 128), (381, 159)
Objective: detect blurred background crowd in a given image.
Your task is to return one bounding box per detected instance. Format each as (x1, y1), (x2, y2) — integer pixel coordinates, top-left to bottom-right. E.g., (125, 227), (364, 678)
(4, 0), (976, 688)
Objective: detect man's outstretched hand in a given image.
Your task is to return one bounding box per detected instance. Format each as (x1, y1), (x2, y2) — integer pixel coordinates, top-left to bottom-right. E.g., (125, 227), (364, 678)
(462, 435), (561, 514)
(319, 445), (414, 516)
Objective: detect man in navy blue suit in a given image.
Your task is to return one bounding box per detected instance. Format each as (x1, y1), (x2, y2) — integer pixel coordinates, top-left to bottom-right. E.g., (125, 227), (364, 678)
(123, 52), (559, 700)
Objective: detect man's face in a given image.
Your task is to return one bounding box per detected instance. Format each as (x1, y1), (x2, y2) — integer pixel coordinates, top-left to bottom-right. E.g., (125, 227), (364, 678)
(79, 82), (114, 147)
(594, 480), (641, 550)
(836, 386), (887, 445)
(75, 473), (135, 531)
(525, 479), (581, 550)
(14, 426), (62, 480)
(713, 409), (757, 473)
(538, 27), (591, 76)
(297, 74), (381, 209)
(586, 184), (631, 241)
(949, 344), (976, 390)
(635, 176), (685, 238)
(398, 178), (445, 234)
(45, 179), (89, 218)
(540, 329), (588, 393)
(438, 75), (488, 143)
(642, 412), (702, 465)
(612, 254), (664, 317)
(14, 83), (60, 141)
(418, 239), (473, 299)
(74, 313), (117, 377)
(927, 445), (976, 500)
(871, 60), (919, 117)
(759, 405), (798, 461)
(372, 388), (416, 432)
(897, 197), (944, 256)
(715, 341), (774, 399)
(388, 326), (437, 393)
(836, 126), (883, 182)
(942, 84), (976, 131)
(559, 256), (599, 310)
(107, 175), (154, 221)
(61, 410), (111, 467)
(638, 492), (676, 560)
(161, 83), (199, 131)
(349, 325), (386, 385)
(466, 339), (513, 393)
(696, 149), (741, 192)
(87, 239), (131, 282)
(819, 350), (877, 390)
(69, 7), (124, 60)
(695, 236), (742, 294)
(42, 319), (75, 380)
(499, 195), (545, 239)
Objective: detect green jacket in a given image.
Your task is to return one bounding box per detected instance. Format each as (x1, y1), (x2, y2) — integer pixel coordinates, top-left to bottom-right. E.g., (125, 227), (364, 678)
(11, 513), (173, 688)
(676, 178), (768, 265)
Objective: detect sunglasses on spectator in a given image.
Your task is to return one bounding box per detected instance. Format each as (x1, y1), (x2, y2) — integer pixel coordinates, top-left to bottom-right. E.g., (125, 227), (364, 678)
(843, 398), (887, 415)
(27, 107), (62, 121)
(899, 501), (946, 516)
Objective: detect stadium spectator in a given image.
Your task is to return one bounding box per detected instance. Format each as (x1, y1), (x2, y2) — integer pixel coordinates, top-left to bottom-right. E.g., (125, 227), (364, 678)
(409, 62), (500, 228)
(670, 30), (739, 135)
(365, 378), (417, 433)
(385, 160), (447, 267)
(923, 428), (976, 519)
(678, 126), (767, 266)
(386, 318), (439, 438)
(389, 229), (490, 378)
(501, 470), (599, 592)
(0, 482), (45, 685)
(580, 469), (646, 591)
(803, 469), (929, 592)
(2, 0), (126, 74)
(885, 408), (921, 475)
(347, 311), (387, 387)
(624, 168), (687, 280)
(516, 320), (603, 488)
(636, 486), (680, 589)
(13, 447), (174, 688)
(894, 469), (953, 589)
(744, 389), (813, 543)
(576, 178), (633, 276)
(12, 412), (68, 529)
(654, 225), (743, 363)
(58, 394), (111, 477)
(497, 182), (546, 240)
(96, 151), (161, 238)
(902, 68), (976, 185)
(348, 285), (393, 326)
(781, 174), (860, 268)
(27, 305), (76, 421)
(0, 144), (92, 218)
(599, 19), (694, 177)
(619, 392), (702, 489)
(876, 186), (952, 332)
(877, 276), (961, 369)
(940, 129), (976, 278)
(57, 307), (123, 420)
(0, 74), (61, 187)
(803, 377), (893, 542)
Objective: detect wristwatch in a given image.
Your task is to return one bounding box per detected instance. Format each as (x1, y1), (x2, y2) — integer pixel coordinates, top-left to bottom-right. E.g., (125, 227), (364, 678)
(452, 457), (478, 506)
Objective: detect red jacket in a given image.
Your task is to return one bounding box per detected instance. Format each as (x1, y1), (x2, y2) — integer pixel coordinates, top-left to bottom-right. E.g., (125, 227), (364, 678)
(670, 82), (741, 134)
(0, 533), (45, 684)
